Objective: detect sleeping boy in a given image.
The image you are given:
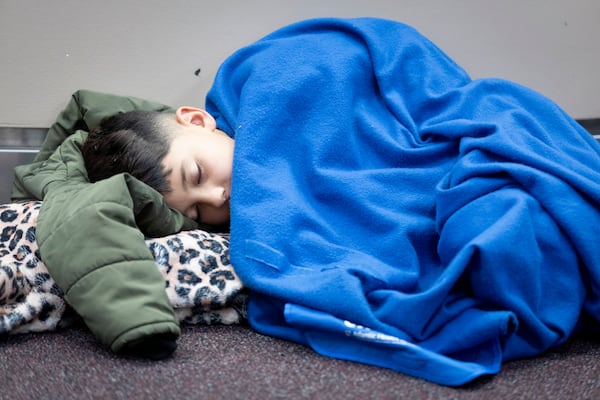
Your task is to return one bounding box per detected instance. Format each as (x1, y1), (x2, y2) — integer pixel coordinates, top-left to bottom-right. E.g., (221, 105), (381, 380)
(82, 107), (233, 231)
(16, 17), (600, 385)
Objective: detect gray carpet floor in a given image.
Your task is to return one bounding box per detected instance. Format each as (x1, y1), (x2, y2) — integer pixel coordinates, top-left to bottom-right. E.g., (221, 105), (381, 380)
(1, 323), (598, 400)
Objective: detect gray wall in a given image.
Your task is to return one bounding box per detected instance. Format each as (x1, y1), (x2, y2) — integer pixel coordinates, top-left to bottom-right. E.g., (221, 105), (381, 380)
(2, 0), (599, 128)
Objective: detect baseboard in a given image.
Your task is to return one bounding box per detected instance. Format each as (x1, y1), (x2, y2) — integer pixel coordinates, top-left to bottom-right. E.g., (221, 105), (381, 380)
(577, 118), (600, 137)
(0, 119), (599, 148)
(0, 127), (46, 148)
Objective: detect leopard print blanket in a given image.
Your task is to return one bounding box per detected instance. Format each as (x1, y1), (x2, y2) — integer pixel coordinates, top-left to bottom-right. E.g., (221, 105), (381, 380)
(0, 201), (247, 335)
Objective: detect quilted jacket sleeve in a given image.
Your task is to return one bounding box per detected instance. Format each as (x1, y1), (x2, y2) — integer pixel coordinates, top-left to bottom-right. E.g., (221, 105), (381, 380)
(36, 165), (194, 352)
(10, 90), (198, 355)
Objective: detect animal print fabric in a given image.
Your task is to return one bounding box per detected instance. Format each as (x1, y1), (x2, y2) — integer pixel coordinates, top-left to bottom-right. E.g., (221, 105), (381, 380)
(0, 201), (247, 335)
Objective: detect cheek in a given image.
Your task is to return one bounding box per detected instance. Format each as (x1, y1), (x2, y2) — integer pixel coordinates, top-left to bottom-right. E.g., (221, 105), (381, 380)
(202, 204), (230, 225)
(162, 192), (187, 214)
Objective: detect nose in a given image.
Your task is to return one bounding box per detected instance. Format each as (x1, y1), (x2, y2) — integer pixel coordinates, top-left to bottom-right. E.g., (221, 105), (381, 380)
(202, 185), (228, 208)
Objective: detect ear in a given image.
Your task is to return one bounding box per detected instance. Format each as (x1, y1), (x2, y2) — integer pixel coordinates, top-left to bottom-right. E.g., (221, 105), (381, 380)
(175, 106), (217, 130)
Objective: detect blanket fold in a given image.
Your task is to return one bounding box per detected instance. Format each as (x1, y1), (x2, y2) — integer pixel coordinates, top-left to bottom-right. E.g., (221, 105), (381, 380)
(206, 17), (600, 385)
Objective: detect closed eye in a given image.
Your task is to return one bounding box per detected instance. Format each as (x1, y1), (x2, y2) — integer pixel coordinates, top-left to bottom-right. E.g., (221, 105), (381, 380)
(196, 163), (203, 185)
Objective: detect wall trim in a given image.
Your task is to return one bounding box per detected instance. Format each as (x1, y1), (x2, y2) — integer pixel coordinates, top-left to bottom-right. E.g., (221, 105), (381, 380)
(0, 127), (46, 149)
(0, 120), (599, 148)
(578, 118), (600, 138)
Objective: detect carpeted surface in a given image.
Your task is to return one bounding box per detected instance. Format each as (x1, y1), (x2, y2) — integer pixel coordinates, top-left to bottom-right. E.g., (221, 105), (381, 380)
(1, 323), (598, 399)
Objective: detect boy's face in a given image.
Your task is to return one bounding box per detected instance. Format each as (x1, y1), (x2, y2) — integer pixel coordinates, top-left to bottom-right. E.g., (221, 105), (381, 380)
(160, 109), (234, 226)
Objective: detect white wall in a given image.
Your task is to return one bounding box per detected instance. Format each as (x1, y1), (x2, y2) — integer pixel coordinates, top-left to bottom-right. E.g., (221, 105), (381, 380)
(1, 0), (599, 127)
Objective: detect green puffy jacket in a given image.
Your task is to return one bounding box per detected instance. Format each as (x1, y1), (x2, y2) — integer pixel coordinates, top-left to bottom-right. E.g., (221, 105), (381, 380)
(12, 89), (198, 355)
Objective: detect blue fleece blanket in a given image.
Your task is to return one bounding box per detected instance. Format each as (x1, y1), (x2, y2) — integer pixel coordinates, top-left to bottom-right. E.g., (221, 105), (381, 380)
(205, 17), (600, 385)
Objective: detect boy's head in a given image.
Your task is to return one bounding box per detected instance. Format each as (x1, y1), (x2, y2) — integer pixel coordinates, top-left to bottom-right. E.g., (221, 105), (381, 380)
(82, 107), (234, 227)
(83, 110), (172, 192)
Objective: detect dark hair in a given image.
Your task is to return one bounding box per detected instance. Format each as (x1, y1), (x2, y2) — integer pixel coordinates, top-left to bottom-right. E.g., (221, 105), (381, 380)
(82, 110), (173, 193)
